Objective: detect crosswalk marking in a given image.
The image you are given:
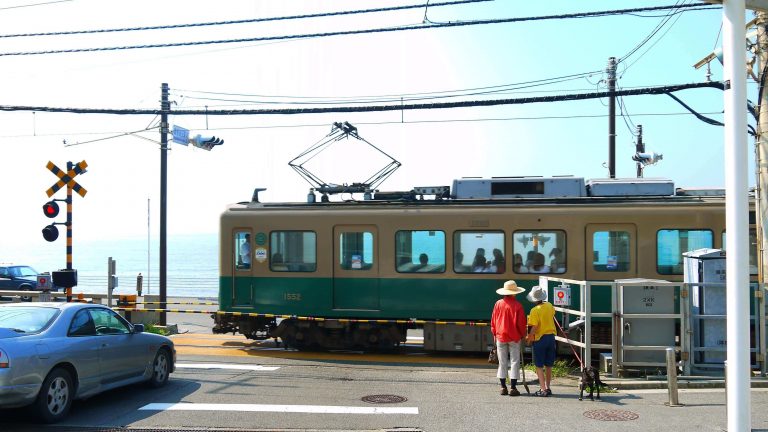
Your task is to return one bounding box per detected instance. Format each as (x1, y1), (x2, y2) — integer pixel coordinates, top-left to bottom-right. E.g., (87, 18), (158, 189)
(139, 403), (418, 415)
(175, 362), (280, 371)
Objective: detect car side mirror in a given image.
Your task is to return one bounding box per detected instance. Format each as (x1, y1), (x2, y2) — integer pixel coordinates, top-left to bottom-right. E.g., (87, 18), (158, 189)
(133, 324), (144, 333)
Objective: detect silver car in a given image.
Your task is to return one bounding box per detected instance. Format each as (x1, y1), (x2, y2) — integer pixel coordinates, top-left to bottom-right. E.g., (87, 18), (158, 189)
(0, 302), (175, 423)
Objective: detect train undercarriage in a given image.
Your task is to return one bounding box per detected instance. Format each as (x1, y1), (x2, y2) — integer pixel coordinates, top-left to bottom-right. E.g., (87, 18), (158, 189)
(213, 314), (408, 351)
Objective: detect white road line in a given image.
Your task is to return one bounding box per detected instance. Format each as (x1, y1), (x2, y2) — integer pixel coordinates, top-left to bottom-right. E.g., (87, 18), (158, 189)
(139, 403), (418, 415)
(175, 362), (280, 371)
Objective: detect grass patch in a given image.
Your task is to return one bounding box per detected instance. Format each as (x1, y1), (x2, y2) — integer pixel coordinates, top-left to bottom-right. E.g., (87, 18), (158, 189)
(524, 359), (577, 377)
(144, 323), (169, 336)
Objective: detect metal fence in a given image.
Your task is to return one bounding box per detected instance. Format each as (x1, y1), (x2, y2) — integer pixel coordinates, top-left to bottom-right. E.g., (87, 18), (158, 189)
(538, 276), (767, 377)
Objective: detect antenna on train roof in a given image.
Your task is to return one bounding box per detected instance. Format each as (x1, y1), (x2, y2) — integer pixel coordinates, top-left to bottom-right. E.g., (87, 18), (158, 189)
(288, 122), (401, 202)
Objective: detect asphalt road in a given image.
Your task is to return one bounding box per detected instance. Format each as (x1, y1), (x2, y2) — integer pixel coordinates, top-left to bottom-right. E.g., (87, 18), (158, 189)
(2, 301), (768, 431)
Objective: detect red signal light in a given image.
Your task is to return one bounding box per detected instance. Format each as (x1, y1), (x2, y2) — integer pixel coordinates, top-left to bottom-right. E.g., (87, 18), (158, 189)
(43, 201), (59, 218)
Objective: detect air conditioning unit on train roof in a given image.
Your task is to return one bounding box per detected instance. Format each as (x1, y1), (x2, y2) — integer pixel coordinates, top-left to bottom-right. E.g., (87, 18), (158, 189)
(586, 177), (675, 197)
(452, 176), (586, 199)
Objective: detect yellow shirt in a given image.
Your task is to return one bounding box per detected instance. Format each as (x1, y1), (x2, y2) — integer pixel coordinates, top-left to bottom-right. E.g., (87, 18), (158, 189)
(527, 302), (556, 341)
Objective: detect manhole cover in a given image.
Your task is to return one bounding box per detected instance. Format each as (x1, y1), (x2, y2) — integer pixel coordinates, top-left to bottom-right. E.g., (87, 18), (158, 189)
(583, 409), (640, 421)
(362, 394), (408, 404)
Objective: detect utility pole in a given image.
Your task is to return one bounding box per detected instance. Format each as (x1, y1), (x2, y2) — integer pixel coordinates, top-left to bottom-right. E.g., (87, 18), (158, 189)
(722, 2), (751, 430)
(159, 83), (169, 326)
(635, 125), (644, 178)
(608, 57), (617, 178)
(756, 12), (768, 288)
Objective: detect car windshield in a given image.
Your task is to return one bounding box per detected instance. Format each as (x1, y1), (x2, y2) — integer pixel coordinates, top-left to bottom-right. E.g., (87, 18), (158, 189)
(0, 307), (59, 333)
(11, 266), (38, 278)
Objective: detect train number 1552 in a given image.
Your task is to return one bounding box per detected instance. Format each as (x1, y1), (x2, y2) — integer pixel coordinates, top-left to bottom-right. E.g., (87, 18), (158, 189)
(284, 293), (302, 301)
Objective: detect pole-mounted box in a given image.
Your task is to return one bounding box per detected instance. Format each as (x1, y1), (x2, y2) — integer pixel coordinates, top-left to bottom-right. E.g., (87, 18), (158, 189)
(52, 269), (77, 287)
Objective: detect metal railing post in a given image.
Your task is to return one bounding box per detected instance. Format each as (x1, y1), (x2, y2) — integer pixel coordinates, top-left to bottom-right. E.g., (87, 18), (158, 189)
(584, 281), (592, 367)
(666, 347), (683, 407)
(612, 281), (621, 378)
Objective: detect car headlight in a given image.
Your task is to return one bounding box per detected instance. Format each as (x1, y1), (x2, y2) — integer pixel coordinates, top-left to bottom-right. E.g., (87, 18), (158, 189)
(0, 348), (9, 368)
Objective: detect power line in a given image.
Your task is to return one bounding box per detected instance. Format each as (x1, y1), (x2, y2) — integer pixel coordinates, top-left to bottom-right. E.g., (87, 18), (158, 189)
(619, 0), (688, 72)
(0, 81), (725, 115)
(0, 110), (723, 139)
(173, 73), (603, 106)
(173, 70), (601, 102)
(0, 0), (490, 39)
(0, 0), (72, 11)
(0, 4), (720, 57)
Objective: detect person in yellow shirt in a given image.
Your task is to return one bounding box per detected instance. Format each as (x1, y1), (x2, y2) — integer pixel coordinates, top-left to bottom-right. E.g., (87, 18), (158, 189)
(525, 285), (556, 397)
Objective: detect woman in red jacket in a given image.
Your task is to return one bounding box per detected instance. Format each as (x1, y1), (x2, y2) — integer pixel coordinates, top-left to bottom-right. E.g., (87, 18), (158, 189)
(491, 280), (527, 396)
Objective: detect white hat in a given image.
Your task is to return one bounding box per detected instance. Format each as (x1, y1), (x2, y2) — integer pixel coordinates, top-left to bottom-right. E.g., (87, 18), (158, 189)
(496, 280), (526, 296)
(526, 285), (548, 302)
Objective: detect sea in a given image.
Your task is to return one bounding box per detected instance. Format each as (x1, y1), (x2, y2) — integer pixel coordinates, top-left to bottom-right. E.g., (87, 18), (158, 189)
(9, 233), (219, 299)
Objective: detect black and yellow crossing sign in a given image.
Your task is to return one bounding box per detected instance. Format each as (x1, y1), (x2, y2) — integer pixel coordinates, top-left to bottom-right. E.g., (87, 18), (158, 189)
(46, 160), (87, 198)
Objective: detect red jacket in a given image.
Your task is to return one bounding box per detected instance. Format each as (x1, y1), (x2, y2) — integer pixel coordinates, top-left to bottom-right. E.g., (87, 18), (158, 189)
(491, 296), (526, 343)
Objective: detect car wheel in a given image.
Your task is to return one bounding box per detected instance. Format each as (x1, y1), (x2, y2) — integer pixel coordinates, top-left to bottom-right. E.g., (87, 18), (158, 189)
(33, 368), (73, 423)
(19, 285), (32, 302)
(147, 349), (170, 388)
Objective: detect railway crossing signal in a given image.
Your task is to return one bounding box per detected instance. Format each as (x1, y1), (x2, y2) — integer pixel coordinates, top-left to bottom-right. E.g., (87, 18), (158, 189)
(46, 160), (87, 198)
(43, 160), (87, 301)
(42, 160), (87, 243)
(42, 224), (59, 242)
(42, 200), (61, 242)
(43, 201), (59, 217)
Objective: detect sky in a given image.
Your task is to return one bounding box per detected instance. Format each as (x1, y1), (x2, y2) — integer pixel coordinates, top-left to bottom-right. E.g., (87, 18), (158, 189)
(0, 0), (754, 255)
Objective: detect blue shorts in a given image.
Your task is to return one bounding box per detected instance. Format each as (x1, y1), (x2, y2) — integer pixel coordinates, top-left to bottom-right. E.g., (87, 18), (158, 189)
(532, 334), (556, 367)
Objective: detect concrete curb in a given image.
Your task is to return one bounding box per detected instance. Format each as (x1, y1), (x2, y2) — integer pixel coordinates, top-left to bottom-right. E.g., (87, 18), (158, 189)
(561, 376), (768, 390)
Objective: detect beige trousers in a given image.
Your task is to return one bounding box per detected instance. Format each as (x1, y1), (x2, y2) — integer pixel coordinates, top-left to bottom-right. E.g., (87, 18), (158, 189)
(496, 340), (521, 380)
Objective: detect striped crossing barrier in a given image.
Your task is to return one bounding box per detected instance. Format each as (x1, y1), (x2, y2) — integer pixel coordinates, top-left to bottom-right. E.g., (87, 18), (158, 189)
(110, 307), (490, 326)
(123, 301), (219, 306)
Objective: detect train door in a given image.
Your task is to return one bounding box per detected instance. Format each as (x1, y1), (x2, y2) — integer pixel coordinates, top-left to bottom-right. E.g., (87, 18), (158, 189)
(231, 230), (253, 307)
(333, 225), (380, 310)
(585, 224), (637, 280)
(585, 224), (637, 318)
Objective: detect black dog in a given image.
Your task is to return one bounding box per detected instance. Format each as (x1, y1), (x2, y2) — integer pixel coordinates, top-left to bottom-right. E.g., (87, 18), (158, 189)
(579, 366), (604, 401)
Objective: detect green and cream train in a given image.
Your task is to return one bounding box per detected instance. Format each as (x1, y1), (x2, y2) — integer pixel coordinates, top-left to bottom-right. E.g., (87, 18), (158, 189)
(213, 176), (757, 351)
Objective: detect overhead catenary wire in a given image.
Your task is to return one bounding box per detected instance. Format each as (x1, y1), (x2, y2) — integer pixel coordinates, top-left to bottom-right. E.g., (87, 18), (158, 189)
(619, 0), (687, 64)
(0, 4), (721, 57)
(0, 110), (725, 139)
(619, 0), (688, 74)
(0, 0), (72, 11)
(172, 73), (604, 106)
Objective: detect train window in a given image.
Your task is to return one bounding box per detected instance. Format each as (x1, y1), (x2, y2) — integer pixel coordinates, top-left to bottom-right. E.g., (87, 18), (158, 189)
(592, 231), (629, 272)
(512, 231), (566, 274)
(395, 230), (445, 273)
(657, 229), (713, 274)
(722, 229), (758, 275)
(234, 231), (251, 270)
(453, 231), (505, 273)
(269, 231), (317, 272)
(339, 232), (374, 270)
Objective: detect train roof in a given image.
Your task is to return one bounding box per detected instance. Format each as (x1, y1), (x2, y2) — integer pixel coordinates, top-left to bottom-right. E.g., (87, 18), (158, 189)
(230, 176), (741, 211)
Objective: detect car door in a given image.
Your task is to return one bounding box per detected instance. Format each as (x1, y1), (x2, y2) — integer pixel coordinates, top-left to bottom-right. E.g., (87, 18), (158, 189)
(89, 308), (146, 385)
(66, 309), (102, 394)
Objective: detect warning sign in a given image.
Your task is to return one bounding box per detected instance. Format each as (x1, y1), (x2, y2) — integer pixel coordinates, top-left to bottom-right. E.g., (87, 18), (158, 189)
(553, 284), (571, 306)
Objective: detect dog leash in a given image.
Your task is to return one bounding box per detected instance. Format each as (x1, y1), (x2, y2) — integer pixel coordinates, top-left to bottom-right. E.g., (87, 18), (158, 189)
(553, 317), (585, 370)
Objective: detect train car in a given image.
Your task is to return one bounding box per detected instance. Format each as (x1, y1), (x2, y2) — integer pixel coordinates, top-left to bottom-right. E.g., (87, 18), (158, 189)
(213, 176), (757, 351)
